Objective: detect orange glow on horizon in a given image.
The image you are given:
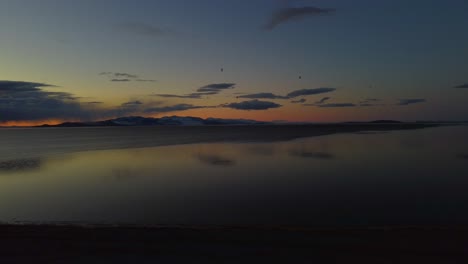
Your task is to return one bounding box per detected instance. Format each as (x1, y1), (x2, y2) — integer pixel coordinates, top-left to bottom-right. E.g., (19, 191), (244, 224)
(0, 119), (70, 127)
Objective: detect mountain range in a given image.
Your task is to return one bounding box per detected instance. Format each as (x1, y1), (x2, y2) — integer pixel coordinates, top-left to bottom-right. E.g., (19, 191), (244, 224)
(39, 116), (270, 127)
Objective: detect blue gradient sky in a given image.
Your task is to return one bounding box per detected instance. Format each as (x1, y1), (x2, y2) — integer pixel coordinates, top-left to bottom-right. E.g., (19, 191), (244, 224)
(1, 0), (468, 124)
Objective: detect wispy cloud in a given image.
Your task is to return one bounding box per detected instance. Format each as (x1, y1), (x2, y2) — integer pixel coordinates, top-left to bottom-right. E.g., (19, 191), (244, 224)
(153, 94), (204, 99)
(287, 88), (336, 98)
(237, 93), (288, 100)
(359, 98), (382, 107)
(315, 97), (331, 105)
(223, 99), (281, 110)
(197, 83), (236, 93)
(317, 103), (356, 108)
(121, 100), (143, 107)
(135, 79), (157, 82)
(144, 104), (210, 114)
(291, 98), (306, 104)
(397, 99), (426, 106)
(265, 6), (335, 30)
(100, 72), (156, 83)
(454, 83), (468, 89)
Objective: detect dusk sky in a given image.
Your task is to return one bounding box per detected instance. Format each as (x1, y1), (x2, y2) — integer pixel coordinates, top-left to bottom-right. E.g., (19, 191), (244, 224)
(1, 0), (468, 125)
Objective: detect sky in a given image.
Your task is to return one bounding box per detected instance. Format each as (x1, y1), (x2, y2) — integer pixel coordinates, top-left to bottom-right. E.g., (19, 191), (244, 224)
(1, 0), (468, 125)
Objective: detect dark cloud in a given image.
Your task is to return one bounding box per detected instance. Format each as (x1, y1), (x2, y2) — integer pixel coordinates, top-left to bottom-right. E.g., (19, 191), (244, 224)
(197, 83), (236, 93)
(316, 97), (331, 105)
(0, 80), (155, 123)
(119, 22), (166, 37)
(196, 154), (236, 167)
(318, 103), (356, 108)
(454, 83), (468, 89)
(144, 104), (209, 114)
(111, 79), (131, 82)
(0, 80), (91, 122)
(237, 93), (288, 100)
(397, 99), (426, 106)
(287, 88), (336, 98)
(223, 100), (282, 110)
(265, 6), (335, 30)
(291, 98), (306, 104)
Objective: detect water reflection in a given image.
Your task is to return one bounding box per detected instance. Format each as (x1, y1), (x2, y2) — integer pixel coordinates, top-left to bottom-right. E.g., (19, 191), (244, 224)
(289, 150), (335, 159)
(0, 126), (468, 227)
(0, 158), (42, 173)
(195, 154), (236, 167)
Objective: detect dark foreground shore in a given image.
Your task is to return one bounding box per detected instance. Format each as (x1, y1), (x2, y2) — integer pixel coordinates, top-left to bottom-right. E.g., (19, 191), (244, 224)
(1, 224), (467, 263)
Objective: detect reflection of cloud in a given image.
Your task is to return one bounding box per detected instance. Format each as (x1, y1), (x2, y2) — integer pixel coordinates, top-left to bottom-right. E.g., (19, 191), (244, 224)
(354, 131), (388, 135)
(289, 150), (335, 160)
(397, 99), (426, 106)
(0, 158), (42, 172)
(196, 154), (236, 167)
(245, 145), (275, 156)
(265, 6), (335, 30)
(222, 100), (282, 110)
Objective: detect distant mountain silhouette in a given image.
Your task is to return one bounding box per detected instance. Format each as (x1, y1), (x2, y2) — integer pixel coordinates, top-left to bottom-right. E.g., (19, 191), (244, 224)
(39, 116), (269, 127)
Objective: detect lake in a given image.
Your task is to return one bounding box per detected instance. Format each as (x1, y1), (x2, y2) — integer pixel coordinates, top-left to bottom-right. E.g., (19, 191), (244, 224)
(0, 125), (467, 228)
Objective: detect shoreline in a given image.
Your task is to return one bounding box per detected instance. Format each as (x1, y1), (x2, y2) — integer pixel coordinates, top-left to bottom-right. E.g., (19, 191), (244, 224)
(0, 123), (444, 161)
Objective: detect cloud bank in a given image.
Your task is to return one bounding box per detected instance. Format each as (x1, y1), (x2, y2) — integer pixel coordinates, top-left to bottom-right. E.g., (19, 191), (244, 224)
(287, 88), (336, 98)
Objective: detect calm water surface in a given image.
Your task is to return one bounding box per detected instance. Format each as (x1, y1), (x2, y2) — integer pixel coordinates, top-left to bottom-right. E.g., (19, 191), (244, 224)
(1, 126), (467, 227)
